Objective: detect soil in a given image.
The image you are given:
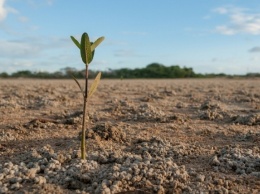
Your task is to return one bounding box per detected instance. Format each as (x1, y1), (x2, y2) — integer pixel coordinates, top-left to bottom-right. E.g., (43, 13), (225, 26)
(0, 78), (259, 194)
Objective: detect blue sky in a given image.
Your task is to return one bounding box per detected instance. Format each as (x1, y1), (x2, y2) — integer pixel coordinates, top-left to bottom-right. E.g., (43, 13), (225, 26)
(1, 0), (260, 74)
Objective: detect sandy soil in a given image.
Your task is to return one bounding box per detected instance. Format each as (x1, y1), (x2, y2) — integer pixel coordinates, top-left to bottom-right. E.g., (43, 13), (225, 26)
(0, 78), (259, 194)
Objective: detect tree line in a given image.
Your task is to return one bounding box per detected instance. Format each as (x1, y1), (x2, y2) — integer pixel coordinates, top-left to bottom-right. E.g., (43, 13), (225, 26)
(0, 63), (259, 79)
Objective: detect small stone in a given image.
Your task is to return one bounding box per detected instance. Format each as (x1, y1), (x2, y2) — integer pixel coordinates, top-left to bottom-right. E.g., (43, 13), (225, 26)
(110, 184), (120, 193)
(214, 178), (224, 186)
(101, 187), (111, 194)
(0, 186), (8, 193)
(10, 182), (20, 190)
(132, 175), (142, 182)
(0, 173), (4, 181)
(156, 185), (165, 194)
(34, 176), (46, 184)
(81, 174), (91, 184)
(4, 162), (13, 168)
(92, 182), (98, 189)
(196, 174), (205, 182)
(26, 167), (38, 178)
(211, 155), (220, 166)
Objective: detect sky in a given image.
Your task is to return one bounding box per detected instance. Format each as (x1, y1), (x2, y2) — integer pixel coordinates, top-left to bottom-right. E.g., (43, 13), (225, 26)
(1, 0), (260, 75)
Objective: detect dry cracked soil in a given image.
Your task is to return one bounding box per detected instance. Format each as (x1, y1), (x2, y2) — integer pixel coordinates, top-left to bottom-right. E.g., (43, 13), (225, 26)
(0, 78), (259, 194)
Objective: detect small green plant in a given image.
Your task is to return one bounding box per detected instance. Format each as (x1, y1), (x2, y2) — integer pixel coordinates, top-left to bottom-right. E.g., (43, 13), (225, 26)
(70, 32), (105, 160)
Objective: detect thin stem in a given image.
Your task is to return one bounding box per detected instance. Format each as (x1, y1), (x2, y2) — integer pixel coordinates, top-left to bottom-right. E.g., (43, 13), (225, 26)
(81, 65), (89, 160)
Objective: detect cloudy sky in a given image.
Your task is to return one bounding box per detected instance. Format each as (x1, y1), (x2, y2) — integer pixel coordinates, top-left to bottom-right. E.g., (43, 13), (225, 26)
(1, 0), (260, 74)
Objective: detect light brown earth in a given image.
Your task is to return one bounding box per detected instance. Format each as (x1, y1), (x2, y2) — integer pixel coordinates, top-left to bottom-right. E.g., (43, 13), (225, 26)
(0, 78), (259, 194)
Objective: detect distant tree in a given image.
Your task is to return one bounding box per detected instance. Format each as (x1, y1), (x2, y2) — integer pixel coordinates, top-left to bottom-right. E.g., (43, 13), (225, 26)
(0, 72), (9, 78)
(183, 67), (195, 77)
(11, 70), (33, 78)
(53, 71), (63, 78)
(145, 63), (167, 78)
(60, 67), (78, 77)
(246, 73), (260, 77)
(5, 63), (210, 79)
(34, 71), (51, 78)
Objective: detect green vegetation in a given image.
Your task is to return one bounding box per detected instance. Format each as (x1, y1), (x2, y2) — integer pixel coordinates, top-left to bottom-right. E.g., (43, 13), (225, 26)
(102, 63), (197, 78)
(70, 32), (105, 160)
(1, 63), (260, 79)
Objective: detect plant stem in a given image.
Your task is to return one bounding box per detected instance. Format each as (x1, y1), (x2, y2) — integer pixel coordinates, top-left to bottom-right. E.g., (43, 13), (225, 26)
(81, 66), (89, 160)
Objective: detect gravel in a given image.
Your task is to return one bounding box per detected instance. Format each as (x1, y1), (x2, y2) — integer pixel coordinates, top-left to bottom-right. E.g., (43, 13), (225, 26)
(0, 137), (192, 193)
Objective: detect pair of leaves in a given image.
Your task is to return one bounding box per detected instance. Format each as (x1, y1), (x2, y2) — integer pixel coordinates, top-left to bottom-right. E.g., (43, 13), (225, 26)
(72, 72), (102, 99)
(70, 32), (104, 99)
(70, 33), (105, 65)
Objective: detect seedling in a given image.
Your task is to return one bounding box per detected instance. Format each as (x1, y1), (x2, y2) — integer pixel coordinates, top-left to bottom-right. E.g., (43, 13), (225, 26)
(70, 32), (105, 160)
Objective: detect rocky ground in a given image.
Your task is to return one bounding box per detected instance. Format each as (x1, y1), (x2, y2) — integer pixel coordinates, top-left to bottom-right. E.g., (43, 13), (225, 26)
(0, 78), (259, 194)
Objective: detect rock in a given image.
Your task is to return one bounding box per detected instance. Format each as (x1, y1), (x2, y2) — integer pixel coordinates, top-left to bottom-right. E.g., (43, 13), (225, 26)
(196, 174), (205, 182)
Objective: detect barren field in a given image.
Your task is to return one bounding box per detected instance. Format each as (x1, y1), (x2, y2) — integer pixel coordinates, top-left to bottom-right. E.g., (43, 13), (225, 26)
(0, 78), (259, 194)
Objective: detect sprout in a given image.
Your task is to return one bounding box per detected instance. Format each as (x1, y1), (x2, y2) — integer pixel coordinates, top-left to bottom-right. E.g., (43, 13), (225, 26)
(70, 32), (105, 160)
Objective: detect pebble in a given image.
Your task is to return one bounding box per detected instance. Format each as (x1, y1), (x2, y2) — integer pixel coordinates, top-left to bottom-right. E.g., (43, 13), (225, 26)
(196, 174), (205, 182)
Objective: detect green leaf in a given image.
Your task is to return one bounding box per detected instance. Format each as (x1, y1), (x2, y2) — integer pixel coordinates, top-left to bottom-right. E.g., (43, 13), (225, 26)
(91, 36), (105, 52)
(71, 74), (84, 98)
(88, 72), (101, 98)
(90, 42), (95, 62)
(80, 33), (92, 65)
(70, 36), (80, 49)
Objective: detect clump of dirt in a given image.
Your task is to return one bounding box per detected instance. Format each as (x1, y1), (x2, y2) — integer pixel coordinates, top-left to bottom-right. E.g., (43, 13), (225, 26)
(199, 109), (224, 120)
(24, 119), (57, 130)
(233, 113), (260, 126)
(129, 103), (165, 121)
(200, 100), (223, 110)
(62, 110), (83, 125)
(0, 130), (17, 141)
(210, 146), (260, 176)
(108, 99), (167, 122)
(86, 122), (126, 143)
(199, 100), (225, 120)
(198, 100), (229, 121)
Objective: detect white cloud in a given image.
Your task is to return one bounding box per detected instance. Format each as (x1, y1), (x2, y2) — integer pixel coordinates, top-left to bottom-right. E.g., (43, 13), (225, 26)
(0, 59), (36, 73)
(215, 26), (236, 35)
(0, 36), (71, 59)
(250, 56), (259, 61)
(12, 61), (34, 67)
(0, 36), (76, 73)
(214, 7), (229, 14)
(0, 0), (18, 21)
(0, 0), (7, 21)
(26, 0), (54, 8)
(0, 39), (41, 58)
(214, 6), (260, 35)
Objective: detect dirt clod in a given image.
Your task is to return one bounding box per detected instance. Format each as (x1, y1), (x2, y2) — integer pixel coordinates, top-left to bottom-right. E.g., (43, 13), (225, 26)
(86, 122), (126, 142)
